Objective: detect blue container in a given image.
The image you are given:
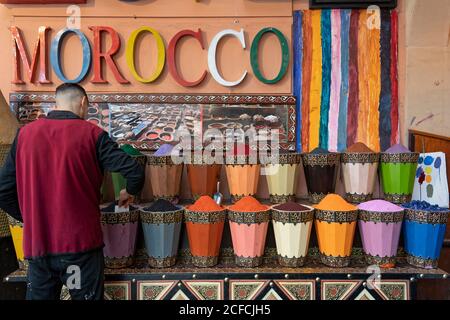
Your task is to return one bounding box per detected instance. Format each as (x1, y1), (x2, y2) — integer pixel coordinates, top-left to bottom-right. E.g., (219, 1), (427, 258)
(403, 208), (448, 269)
(140, 206), (184, 268)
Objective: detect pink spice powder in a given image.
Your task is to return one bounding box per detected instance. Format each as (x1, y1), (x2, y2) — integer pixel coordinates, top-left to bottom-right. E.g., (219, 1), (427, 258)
(358, 200), (404, 212)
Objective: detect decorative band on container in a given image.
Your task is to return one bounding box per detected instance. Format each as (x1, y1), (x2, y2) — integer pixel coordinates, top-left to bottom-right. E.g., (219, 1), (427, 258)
(315, 209), (358, 224)
(105, 256), (134, 269)
(320, 253), (351, 268)
(184, 210), (226, 224)
(310, 192), (328, 204)
(225, 155), (259, 165)
(100, 210), (140, 224)
(384, 193), (412, 204)
(301, 153), (340, 167)
(228, 210), (271, 225)
(261, 152), (302, 165)
(359, 210), (405, 223)
(147, 155), (178, 166)
(140, 208), (184, 224)
(365, 254), (397, 266)
(341, 152), (379, 164)
(269, 194), (296, 204)
(380, 152), (420, 163)
(148, 256), (177, 268)
(189, 153), (223, 165)
(235, 255), (263, 268)
(345, 193), (373, 204)
(192, 256), (219, 268)
(278, 255), (306, 268)
(404, 209), (448, 225)
(7, 215), (23, 228)
(271, 208), (315, 224)
(406, 255), (438, 269)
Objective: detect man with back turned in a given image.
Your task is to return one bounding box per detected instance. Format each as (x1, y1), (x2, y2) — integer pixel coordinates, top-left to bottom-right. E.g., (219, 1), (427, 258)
(0, 83), (145, 300)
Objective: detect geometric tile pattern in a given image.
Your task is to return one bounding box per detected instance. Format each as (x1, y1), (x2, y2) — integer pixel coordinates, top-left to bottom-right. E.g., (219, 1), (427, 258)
(354, 288), (376, 300)
(321, 280), (362, 300)
(372, 280), (410, 300)
(171, 290), (190, 300)
(274, 280), (315, 300)
(261, 288), (283, 300)
(59, 281), (131, 300)
(229, 280), (269, 300)
(137, 281), (177, 300)
(182, 280), (224, 300)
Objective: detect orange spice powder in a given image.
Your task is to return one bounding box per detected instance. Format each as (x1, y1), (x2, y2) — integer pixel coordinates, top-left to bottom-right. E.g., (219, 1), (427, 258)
(228, 196), (269, 212)
(188, 195), (224, 212)
(314, 194), (357, 212)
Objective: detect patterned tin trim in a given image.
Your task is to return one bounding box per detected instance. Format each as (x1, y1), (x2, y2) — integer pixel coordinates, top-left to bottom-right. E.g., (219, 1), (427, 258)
(365, 254), (397, 266)
(147, 155), (178, 166)
(228, 210), (271, 225)
(140, 208), (184, 224)
(105, 256), (134, 269)
(359, 210), (404, 223)
(10, 92), (296, 105)
(235, 255), (263, 268)
(320, 253), (351, 268)
(7, 215), (23, 227)
(230, 194), (256, 203)
(153, 195), (179, 202)
(187, 154), (223, 165)
(406, 254), (438, 269)
(101, 210), (140, 225)
(261, 152), (302, 165)
(341, 152), (379, 164)
(345, 192), (373, 204)
(278, 255), (306, 267)
(269, 194), (296, 204)
(315, 209), (358, 223)
(404, 209), (448, 225)
(380, 152), (419, 164)
(18, 259), (29, 270)
(148, 256), (177, 268)
(301, 153), (340, 167)
(225, 155), (260, 165)
(309, 192), (328, 204)
(384, 193), (412, 204)
(184, 209), (226, 224)
(271, 208), (314, 224)
(192, 255), (219, 268)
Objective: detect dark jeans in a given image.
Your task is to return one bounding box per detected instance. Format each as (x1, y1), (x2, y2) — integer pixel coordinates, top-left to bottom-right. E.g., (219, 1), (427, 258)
(26, 248), (104, 300)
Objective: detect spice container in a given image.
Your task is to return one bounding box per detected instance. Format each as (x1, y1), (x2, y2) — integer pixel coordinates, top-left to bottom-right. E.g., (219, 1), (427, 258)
(186, 154), (222, 200)
(225, 155), (260, 203)
(228, 196), (270, 267)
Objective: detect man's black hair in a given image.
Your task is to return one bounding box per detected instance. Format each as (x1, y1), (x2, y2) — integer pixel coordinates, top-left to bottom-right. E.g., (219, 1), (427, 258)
(55, 83), (88, 100)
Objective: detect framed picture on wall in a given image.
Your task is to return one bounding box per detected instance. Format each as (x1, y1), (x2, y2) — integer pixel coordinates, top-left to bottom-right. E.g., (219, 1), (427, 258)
(310, 0), (397, 8)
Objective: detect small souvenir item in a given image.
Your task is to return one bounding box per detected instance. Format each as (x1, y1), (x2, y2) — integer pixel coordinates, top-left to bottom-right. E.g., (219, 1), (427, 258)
(341, 143), (379, 203)
(358, 200), (404, 267)
(101, 203), (139, 268)
(271, 202), (314, 267)
(228, 196), (270, 267)
(402, 201), (449, 269)
(380, 144), (419, 204)
(185, 196), (226, 267)
(314, 194), (358, 267)
(141, 199), (184, 268)
(302, 148), (340, 204)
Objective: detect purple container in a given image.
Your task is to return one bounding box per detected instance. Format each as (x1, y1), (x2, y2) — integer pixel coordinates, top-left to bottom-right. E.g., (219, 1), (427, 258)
(101, 205), (140, 268)
(358, 200), (405, 267)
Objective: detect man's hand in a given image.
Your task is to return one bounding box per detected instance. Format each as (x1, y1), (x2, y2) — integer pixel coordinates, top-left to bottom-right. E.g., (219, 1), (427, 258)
(118, 189), (134, 208)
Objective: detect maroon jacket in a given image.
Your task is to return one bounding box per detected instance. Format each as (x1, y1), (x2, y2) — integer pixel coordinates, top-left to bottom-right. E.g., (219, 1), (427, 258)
(0, 111), (145, 258)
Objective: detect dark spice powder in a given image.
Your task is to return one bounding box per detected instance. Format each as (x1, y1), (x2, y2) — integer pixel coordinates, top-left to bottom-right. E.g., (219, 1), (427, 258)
(273, 201), (311, 212)
(144, 199), (180, 212)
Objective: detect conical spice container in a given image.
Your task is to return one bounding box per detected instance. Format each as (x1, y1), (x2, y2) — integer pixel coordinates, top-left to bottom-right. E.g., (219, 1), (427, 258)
(228, 196), (270, 267)
(187, 154), (222, 200)
(147, 155), (183, 202)
(314, 194), (358, 267)
(264, 153), (302, 204)
(185, 196), (226, 267)
(101, 205), (140, 268)
(302, 152), (340, 204)
(271, 203), (314, 267)
(403, 205), (448, 269)
(341, 152), (379, 203)
(141, 204), (184, 268)
(225, 155), (260, 203)
(380, 152), (419, 204)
